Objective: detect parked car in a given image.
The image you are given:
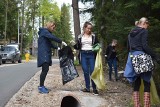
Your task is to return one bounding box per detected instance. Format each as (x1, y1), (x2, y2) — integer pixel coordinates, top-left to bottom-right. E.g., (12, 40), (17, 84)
(7, 43), (19, 51)
(0, 46), (22, 64)
(7, 43), (22, 63)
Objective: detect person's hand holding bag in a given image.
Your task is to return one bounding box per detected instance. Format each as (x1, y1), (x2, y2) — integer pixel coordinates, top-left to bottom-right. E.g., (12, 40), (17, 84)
(57, 47), (61, 50)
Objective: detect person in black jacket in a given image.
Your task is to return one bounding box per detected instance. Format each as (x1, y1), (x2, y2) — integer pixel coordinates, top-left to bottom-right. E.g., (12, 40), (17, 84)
(124, 17), (160, 107)
(74, 21), (99, 95)
(37, 21), (67, 94)
(105, 39), (118, 81)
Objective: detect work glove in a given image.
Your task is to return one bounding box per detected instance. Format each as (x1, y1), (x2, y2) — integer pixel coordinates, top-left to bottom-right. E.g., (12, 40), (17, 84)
(62, 41), (67, 46)
(57, 47), (61, 50)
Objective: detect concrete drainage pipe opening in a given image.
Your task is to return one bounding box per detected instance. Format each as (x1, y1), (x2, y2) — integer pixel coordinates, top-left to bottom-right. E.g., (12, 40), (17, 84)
(61, 96), (81, 107)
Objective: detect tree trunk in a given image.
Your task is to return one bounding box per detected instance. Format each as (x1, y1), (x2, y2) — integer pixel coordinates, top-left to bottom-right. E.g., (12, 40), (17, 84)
(20, 0), (25, 54)
(32, 1), (36, 56)
(72, 0), (81, 40)
(4, 0), (8, 45)
(72, 0), (81, 61)
(42, 16), (44, 27)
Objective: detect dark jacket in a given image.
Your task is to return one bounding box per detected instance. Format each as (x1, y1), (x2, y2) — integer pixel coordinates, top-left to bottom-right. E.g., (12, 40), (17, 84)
(74, 33), (99, 50)
(37, 28), (62, 67)
(105, 44), (117, 60)
(73, 33), (99, 63)
(128, 26), (156, 59)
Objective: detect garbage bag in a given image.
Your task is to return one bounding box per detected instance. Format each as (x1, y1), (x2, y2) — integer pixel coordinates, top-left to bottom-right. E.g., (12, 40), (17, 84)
(91, 48), (106, 90)
(130, 77), (160, 106)
(59, 46), (79, 85)
(59, 46), (74, 61)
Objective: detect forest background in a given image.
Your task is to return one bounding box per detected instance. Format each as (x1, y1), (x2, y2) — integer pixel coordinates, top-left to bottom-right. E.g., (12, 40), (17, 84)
(0, 0), (160, 96)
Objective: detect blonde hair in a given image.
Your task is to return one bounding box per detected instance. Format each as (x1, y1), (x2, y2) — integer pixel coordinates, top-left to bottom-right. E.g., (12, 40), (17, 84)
(135, 21), (139, 26)
(112, 39), (117, 43)
(45, 21), (56, 28)
(138, 17), (149, 25)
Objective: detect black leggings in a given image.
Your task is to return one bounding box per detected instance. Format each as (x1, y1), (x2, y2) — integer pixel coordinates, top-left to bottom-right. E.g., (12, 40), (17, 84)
(133, 76), (150, 92)
(40, 62), (49, 86)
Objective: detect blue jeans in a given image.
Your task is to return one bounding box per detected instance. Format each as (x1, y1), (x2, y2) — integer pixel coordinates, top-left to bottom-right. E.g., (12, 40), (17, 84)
(81, 50), (96, 90)
(107, 58), (118, 80)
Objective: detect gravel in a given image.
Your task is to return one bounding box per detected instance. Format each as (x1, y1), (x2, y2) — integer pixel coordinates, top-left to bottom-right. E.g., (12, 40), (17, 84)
(5, 64), (132, 107)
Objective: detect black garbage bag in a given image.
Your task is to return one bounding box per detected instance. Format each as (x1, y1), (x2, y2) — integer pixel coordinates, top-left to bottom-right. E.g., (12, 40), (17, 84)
(58, 46), (79, 85)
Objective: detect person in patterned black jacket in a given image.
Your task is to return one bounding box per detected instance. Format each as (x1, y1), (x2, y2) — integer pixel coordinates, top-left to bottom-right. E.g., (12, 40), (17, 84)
(37, 21), (67, 94)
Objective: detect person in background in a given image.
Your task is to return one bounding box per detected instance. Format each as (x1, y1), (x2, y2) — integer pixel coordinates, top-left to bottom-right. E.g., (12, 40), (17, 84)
(74, 21), (99, 95)
(124, 17), (160, 107)
(37, 21), (67, 94)
(105, 39), (118, 81)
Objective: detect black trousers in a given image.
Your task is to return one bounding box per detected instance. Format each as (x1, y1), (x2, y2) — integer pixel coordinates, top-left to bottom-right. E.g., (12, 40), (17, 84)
(40, 62), (49, 86)
(133, 76), (150, 92)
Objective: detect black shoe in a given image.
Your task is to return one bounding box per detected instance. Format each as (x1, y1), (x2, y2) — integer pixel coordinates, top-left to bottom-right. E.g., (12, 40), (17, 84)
(93, 89), (99, 95)
(80, 88), (90, 92)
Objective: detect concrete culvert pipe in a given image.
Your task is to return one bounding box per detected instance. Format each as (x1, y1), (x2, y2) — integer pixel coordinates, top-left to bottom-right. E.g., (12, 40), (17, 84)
(61, 96), (81, 107)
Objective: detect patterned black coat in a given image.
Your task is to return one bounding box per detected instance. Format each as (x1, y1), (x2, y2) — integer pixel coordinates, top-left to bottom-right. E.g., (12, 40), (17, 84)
(37, 28), (62, 67)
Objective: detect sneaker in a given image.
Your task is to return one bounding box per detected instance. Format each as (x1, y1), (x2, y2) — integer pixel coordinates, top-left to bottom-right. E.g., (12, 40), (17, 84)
(93, 89), (99, 95)
(80, 88), (90, 93)
(44, 86), (50, 92)
(38, 86), (49, 94)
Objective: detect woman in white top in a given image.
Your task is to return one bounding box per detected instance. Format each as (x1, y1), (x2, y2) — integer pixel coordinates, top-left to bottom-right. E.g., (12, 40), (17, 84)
(74, 22), (99, 95)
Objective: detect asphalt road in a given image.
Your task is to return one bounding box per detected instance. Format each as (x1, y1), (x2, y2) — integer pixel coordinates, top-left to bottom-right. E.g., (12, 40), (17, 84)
(0, 59), (59, 107)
